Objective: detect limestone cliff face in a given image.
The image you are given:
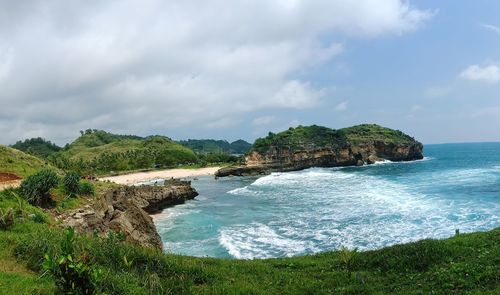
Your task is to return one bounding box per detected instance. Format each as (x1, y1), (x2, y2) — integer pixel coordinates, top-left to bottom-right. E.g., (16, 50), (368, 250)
(216, 140), (423, 177)
(62, 180), (198, 249)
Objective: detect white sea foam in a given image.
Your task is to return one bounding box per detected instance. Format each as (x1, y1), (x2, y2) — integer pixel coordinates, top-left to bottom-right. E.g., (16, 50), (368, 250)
(214, 164), (500, 258)
(219, 223), (320, 259)
(157, 150), (500, 259)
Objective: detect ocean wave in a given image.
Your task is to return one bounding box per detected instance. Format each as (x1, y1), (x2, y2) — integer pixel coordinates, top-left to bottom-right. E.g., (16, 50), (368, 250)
(219, 223), (319, 259)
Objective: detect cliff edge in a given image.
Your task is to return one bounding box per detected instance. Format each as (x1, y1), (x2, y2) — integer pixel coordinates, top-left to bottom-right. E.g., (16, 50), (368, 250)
(62, 180), (198, 249)
(216, 124), (423, 177)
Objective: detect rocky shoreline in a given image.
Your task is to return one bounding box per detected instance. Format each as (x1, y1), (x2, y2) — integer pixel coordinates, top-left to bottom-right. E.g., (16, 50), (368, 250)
(62, 180), (198, 249)
(216, 140), (423, 177)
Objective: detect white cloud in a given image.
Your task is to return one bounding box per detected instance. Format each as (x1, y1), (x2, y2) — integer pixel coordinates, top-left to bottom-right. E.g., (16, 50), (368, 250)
(481, 23), (500, 34)
(334, 101), (348, 112)
(252, 116), (277, 126)
(459, 65), (500, 84)
(0, 0), (433, 144)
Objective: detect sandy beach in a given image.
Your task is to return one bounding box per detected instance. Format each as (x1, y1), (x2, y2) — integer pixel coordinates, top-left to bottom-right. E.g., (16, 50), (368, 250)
(99, 167), (221, 185)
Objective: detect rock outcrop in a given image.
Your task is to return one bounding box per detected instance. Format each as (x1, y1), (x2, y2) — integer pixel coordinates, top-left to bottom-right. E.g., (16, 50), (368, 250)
(62, 180), (198, 249)
(216, 124), (424, 177)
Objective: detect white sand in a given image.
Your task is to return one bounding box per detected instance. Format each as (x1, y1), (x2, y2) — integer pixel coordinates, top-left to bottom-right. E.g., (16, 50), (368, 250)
(99, 167), (221, 185)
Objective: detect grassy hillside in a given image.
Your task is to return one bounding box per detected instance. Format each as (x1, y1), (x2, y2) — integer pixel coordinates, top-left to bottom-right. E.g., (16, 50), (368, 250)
(10, 138), (62, 159)
(253, 124), (418, 153)
(49, 130), (197, 175)
(178, 139), (251, 154)
(0, 145), (55, 178)
(341, 124), (416, 144)
(0, 187), (498, 294)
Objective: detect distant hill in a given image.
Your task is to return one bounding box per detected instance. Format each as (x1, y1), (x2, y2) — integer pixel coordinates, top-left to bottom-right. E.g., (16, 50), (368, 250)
(178, 139), (251, 154)
(0, 145), (57, 178)
(252, 124), (417, 153)
(11, 137), (62, 158)
(50, 130), (197, 175)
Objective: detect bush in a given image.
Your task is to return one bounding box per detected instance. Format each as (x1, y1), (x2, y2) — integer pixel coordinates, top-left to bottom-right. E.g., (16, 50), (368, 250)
(42, 227), (102, 294)
(78, 181), (95, 196)
(19, 169), (59, 206)
(0, 208), (15, 230)
(63, 172), (81, 195)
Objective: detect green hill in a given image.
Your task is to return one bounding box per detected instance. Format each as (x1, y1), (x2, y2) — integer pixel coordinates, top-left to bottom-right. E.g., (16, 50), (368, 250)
(10, 137), (62, 159)
(178, 139), (251, 154)
(0, 145), (56, 178)
(49, 130), (197, 175)
(253, 124), (417, 153)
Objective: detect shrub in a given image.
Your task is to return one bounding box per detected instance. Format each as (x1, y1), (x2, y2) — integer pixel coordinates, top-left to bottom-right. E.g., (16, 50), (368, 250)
(63, 171), (81, 195)
(19, 169), (59, 206)
(42, 227), (102, 294)
(340, 246), (358, 274)
(0, 208), (15, 230)
(78, 181), (95, 196)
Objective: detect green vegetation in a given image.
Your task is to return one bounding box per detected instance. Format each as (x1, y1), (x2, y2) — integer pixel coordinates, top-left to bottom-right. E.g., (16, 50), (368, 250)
(253, 125), (347, 153)
(49, 130), (198, 175)
(252, 124), (417, 154)
(19, 169), (60, 207)
(341, 124), (416, 144)
(10, 137), (61, 159)
(0, 193), (499, 294)
(178, 139), (251, 154)
(0, 145), (56, 178)
(63, 172), (81, 195)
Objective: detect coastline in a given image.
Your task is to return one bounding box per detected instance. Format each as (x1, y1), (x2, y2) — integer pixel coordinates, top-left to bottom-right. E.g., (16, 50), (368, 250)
(99, 166), (221, 185)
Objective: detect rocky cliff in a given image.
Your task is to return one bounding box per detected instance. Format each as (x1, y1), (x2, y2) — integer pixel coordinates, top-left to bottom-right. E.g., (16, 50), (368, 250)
(62, 180), (198, 249)
(216, 124), (423, 177)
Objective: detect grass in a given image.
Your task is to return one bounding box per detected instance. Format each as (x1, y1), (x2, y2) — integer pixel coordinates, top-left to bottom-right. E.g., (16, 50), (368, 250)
(50, 130), (199, 175)
(252, 124), (419, 154)
(0, 145), (58, 178)
(341, 124), (416, 144)
(0, 184), (498, 294)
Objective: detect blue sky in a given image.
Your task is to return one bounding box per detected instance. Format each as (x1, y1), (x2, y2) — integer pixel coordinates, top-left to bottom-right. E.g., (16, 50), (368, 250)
(0, 1), (499, 145)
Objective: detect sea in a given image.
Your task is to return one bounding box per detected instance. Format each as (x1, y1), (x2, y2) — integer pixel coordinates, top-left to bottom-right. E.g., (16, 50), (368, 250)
(153, 142), (500, 259)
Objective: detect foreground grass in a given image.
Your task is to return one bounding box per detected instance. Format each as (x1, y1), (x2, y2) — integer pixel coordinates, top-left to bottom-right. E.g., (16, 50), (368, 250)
(0, 190), (499, 294)
(0, 223), (498, 294)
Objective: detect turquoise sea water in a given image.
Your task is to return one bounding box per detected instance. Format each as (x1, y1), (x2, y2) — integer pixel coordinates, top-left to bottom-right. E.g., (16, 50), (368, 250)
(154, 143), (500, 259)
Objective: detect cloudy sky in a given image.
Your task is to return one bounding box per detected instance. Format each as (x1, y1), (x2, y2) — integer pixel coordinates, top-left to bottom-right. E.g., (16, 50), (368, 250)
(1, 0), (499, 145)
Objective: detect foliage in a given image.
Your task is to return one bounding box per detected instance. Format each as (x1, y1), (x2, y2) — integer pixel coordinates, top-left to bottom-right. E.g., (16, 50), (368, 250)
(253, 125), (347, 153)
(341, 124), (416, 144)
(41, 227), (102, 294)
(197, 152), (243, 166)
(252, 124), (418, 154)
(10, 137), (61, 158)
(339, 246), (358, 274)
(63, 172), (81, 195)
(78, 181), (95, 196)
(0, 189), (49, 223)
(178, 139), (251, 154)
(0, 208), (14, 230)
(19, 169), (59, 206)
(49, 130), (198, 175)
(0, 145), (58, 178)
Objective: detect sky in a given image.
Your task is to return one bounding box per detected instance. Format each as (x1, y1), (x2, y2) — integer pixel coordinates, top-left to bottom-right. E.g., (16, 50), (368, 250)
(0, 0), (499, 145)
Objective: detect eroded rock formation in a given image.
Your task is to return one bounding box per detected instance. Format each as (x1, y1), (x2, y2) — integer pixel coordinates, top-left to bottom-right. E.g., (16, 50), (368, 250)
(62, 180), (198, 249)
(216, 125), (424, 177)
